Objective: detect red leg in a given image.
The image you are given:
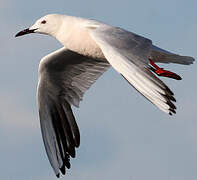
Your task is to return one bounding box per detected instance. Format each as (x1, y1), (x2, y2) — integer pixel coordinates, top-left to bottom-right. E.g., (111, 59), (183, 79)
(149, 59), (182, 80)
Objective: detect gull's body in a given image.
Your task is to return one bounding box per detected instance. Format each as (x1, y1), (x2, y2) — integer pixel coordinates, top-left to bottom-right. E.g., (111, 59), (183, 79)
(15, 14), (194, 177)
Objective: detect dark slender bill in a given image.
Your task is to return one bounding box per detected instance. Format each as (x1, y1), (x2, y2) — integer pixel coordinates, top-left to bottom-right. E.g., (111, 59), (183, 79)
(15, 28), (37, 37)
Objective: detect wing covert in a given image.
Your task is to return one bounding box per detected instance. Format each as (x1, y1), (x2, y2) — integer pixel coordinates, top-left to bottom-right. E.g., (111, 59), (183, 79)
(90, 25), (176, 115)
(37, 47), (110, 177)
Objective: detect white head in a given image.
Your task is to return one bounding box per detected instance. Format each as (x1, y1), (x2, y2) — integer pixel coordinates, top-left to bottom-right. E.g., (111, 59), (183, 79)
(15, 14), (64, 37)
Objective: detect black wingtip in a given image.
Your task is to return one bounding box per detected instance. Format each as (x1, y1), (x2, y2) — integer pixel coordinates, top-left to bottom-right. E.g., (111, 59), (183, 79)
(64, 160), (71, 169)
(69, 149), (76, 158)
(60, 166), (66, 175)
(169, 108), (176, 114)
(166, 101), (176, 110)
(169, 108), (176, 116)
(56, 173), (60, 178)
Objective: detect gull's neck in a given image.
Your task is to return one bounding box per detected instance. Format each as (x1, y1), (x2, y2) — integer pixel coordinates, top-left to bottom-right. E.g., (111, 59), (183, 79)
(55, 16), (105, 59)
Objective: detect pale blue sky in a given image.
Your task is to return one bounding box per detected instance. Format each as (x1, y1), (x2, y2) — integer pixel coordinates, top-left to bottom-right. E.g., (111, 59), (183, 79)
(1, 0), (197, 180)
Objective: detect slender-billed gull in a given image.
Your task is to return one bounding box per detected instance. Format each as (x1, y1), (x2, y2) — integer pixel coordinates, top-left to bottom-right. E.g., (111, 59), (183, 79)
(15, 14), (194, 177)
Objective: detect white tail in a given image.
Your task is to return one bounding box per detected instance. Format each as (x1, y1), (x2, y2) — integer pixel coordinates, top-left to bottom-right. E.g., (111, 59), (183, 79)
(150, 45), (195, 65)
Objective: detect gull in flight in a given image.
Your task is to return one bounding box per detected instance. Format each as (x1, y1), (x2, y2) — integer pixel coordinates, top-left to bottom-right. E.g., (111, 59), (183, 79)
(15, 14), (194, 177)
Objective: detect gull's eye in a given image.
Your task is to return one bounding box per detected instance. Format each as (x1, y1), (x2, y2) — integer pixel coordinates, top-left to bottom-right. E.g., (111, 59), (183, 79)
(41, 20), (46, 24)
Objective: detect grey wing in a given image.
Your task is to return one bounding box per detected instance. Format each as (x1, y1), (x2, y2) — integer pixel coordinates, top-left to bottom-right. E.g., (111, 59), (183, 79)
(90, 25), (176, 115)
(37, 47), (110, 177)
(90, 25), (153, 66)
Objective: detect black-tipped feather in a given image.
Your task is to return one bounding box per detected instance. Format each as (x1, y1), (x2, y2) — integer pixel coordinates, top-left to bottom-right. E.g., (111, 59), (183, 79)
(169, 108), (176, 114)
(166, 100), (176, 110)
(121, 73), (177, 114)
(64, 154), (71, 169)
(163, 94), (176, 102)
(50, 104), (71, 166)
(62, 101), (80, 147)
(60, 165), (66, 175)
(56, 173), (60, 178)
(55, 102), (76, 157)
(39, 96), (79, 176)
(38, 48), (110, 176)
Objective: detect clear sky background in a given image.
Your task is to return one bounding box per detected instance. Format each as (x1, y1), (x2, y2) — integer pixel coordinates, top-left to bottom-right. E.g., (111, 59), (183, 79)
(1, 0), (197, 180)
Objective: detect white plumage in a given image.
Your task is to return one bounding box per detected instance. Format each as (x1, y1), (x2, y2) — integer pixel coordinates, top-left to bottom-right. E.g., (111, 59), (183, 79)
(15, 14), (194, 177)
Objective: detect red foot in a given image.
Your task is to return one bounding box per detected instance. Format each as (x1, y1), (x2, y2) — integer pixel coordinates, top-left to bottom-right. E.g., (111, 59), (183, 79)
(149, 59), (182, 80)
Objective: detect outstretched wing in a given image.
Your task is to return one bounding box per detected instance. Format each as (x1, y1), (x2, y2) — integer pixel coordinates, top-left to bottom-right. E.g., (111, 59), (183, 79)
(90, 25), (176, 115)
(37, 47), (110, 177)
